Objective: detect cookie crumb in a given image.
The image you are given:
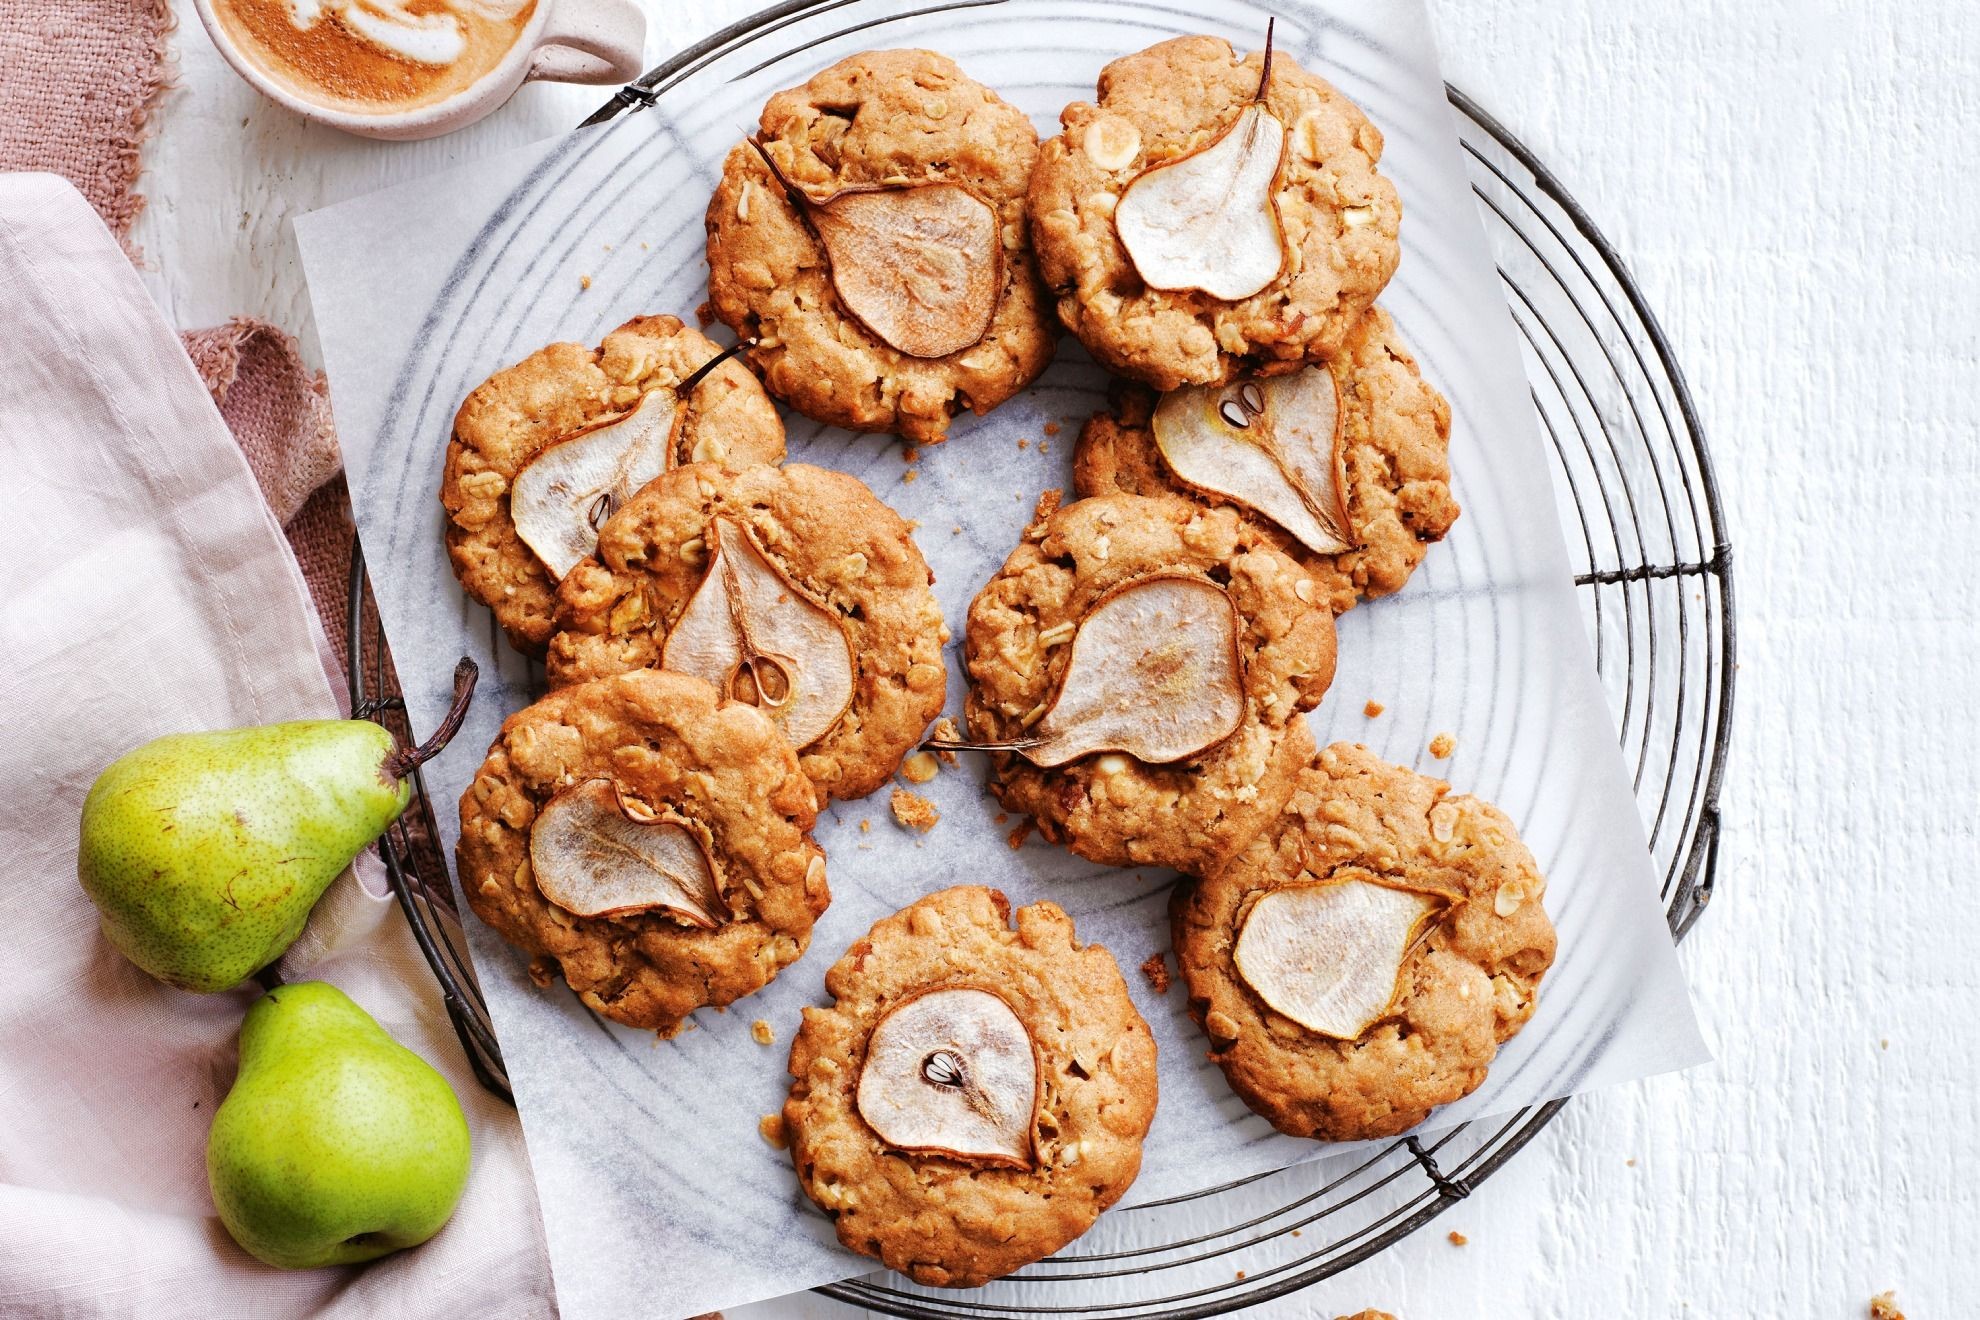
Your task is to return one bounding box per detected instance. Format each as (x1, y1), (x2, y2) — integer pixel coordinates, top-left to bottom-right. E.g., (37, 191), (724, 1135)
(903, 468), (920, 484)
(1290, 1229), (1300, 1238)
(1881, 1038), (1889, 1050)
(1871, 1292), (1905, 1320)
(1364, 700), (1386, 718)
(891, 788), (939, 832)
(952, 524), (963, 535)
(1006, 819), (1034, 851)
(994, 812), (1008, 825)
(578, 274), (593, 291)
(751, 1019), (775, 1046)
(1234, 1271), (1246, 1281)
(901, 751), (940, 784)
(1429, 732), (1456, 759)
(1017, 437), (1029, 450)
(1140, 953), (1172, 993)
(758, 1114), (789, 1149)
(1044, 420), (1062, 437)
(1447, 1230), (1468, 1246)
(931, 718), (962, 764)
(1038, 440), (1050, 455)
(859, 818), (871, 833)
(902, 445), (921, 465)
(694, 299), (713, 326)
(1626, 1157), (1637, 1167)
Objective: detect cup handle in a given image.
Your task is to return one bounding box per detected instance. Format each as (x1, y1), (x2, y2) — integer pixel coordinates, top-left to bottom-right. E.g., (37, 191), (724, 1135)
(526, 0), (646, 85)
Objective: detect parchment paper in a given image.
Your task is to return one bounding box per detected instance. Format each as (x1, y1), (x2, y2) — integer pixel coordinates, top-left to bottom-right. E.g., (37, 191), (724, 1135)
(296, 2), (1709, 1314)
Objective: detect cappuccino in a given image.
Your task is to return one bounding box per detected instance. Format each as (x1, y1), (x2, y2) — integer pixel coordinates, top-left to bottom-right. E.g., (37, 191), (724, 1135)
(210, 0), (536, 115)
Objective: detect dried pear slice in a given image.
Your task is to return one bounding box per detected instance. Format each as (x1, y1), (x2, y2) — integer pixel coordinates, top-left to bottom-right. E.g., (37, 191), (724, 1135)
(1114, 27), (1287, 301)
(931, 573), (1245, 767)
(511, 389), (680, 580)
(528, 779), (725, 927)
(1151, 367), (1353, 556)
(661, 515), (856, 751)
(749, 141), (1000, 359)
(855, 986), (1037, 1168)
(1233, 876), (1444, 1039)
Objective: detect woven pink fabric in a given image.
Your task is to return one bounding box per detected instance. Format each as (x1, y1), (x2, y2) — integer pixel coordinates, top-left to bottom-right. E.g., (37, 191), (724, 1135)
(0, 0), (174, 253)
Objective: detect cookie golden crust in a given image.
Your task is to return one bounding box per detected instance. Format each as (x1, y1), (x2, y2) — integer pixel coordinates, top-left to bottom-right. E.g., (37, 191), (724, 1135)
(1172, 743), (1557, 1141)
(962, 494), (1337, 873)
(1028, 35), (1401, 390)
(443, 315), (786, 656)
(547, 461), (947, 803)
(784, 886), (1158, 1288)
(704, 49), (1057, 442)
(1073, 308), (1458, 614)
(456, 670), (827, 1035)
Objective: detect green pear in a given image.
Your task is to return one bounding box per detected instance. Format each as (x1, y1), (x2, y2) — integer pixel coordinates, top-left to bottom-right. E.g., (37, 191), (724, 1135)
(207, 981), (473, 1269)
(77, 659), (477, 992)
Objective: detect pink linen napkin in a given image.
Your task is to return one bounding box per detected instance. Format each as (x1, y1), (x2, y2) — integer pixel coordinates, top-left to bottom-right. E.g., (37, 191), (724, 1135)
(0, 172), (555, 1319)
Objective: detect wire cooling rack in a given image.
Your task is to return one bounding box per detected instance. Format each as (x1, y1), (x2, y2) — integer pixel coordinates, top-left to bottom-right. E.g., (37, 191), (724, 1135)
(345, 38), (1734, 1320)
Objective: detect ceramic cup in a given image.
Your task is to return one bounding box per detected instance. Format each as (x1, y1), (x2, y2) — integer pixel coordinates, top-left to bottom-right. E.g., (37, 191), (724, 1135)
(192, 0), (647, 141)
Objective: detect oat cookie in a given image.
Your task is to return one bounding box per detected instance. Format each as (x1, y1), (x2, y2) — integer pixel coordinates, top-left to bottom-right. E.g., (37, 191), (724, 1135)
(548, 461), (946, 802)
(784, 885), (1157, 1287)
(1172, 743), (1556, 1141)
(705, 49), (1056, 442)
(961, 493), (1337, 873)
(443, 315), (785, 656)
(1029, 35), (1400, 390)
(1074, 308), (1457, 614)
(457, 670), (828, 1035)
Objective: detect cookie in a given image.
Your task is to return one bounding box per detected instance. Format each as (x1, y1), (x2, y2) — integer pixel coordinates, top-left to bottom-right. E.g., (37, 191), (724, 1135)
(457, 669), (827, 1035)
(705, 49), (1056, 442)
(547, 461), (947, 803)
(784, 885), (1157, 1287)
(1029, 34), (1401, 389)
(1073, 308), (1458, 613)
(1172, 743), (1556, 1141)
(443, 315), (785, 657)
(961, 493), (1336, 873)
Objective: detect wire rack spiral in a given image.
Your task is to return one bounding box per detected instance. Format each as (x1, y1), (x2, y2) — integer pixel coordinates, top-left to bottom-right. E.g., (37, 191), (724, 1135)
(345, 36), (1733, 1320)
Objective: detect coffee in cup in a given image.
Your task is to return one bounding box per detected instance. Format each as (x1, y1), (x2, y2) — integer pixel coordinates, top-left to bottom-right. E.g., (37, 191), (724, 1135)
(206, 0), (537, 115)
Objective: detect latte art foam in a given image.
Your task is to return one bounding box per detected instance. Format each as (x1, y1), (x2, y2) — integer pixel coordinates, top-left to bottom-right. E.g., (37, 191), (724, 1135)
(282, 0), (529, 68)
(213, 0), (536, 114)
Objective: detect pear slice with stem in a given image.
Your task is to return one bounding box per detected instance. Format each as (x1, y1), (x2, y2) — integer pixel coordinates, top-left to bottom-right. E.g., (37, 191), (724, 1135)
(512, 390), (678, 581)
(856, 986), (1037, 1168)
(1152, 366), (1354, 556)
(748, 140), (1001, 359)
(661, 515), (856, 751)
(931, 573), (1246, 767)
(528, 779), (726, 928)
(1114, 22), (1287, 301)
(510, 339), (754, 581)
(1233, 874), (1447, 1039)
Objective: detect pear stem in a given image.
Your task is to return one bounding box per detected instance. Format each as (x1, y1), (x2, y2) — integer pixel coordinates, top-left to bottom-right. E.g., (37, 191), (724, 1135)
(921, 736), (1045, 755)
(384, 656), (478, 782)
(677, 335), (758, 395)
(747, 136), (812, 216)
(1257, 17), (1276, 100)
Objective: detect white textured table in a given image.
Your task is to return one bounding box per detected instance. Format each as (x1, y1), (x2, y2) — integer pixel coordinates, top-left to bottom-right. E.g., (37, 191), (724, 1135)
(130, 2), (1980, 1315)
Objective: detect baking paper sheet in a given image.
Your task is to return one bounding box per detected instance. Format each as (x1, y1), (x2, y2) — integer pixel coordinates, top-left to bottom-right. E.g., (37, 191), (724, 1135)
(296, 2), (1709, 1314)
